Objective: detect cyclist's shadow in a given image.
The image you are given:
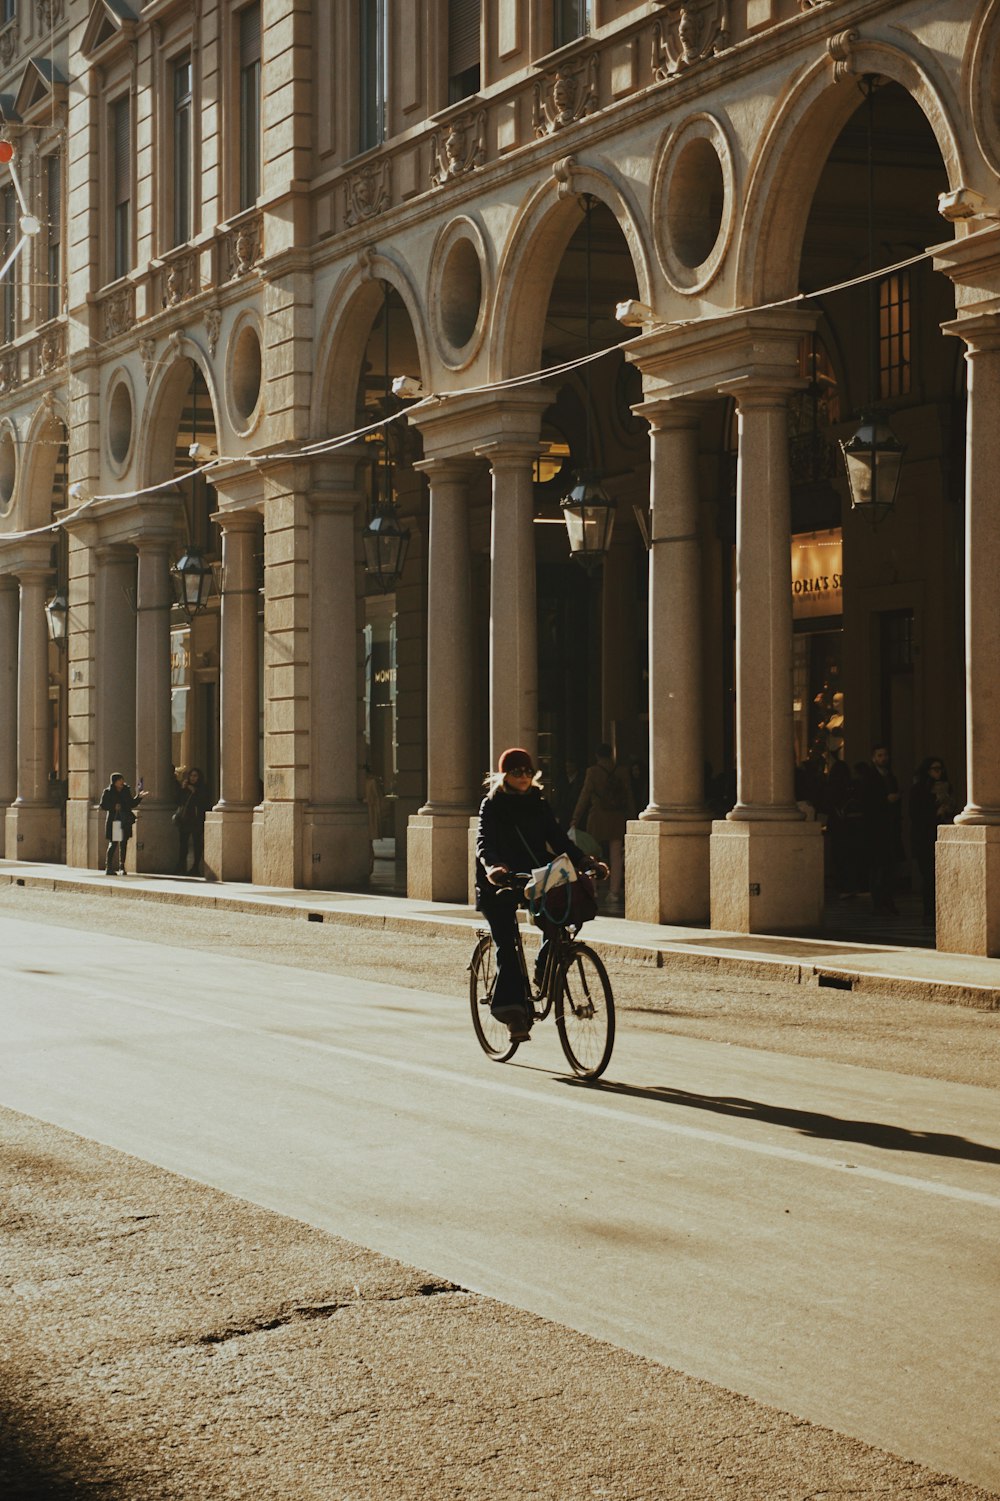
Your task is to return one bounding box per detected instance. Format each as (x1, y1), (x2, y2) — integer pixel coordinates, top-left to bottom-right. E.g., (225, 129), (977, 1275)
(560, 1077), (1000, 1167)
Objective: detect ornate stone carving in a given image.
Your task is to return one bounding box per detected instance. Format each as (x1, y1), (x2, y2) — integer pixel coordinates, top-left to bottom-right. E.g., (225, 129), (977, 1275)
(0, 18), (19, 66)
(552, 155), (578, 201)
(827, 28), (860, 81)
(344, 158), (390, 226)
(138, 337), (156, 382)
(225, 215), (261, 280)
(652, 0), (729, 79)
(161, 251), (193, 307)
(103, 285), (135, 340)
(0, 349), (19, 394)
(533, 55), (599, 137)
(205, 308), (221, 358)
(38, 325), (65, 375)
(430, 109), (486, 186)
(36, 0), (66, 26)
(357, 244), (376, 281)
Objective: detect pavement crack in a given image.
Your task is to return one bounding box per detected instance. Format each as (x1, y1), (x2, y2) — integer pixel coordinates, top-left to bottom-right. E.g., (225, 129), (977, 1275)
(192, 1281), (467, 1348)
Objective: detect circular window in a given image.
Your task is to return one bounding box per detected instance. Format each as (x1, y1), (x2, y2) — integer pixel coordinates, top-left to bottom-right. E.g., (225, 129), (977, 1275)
(667, 138), (724, 268)
(430, 216), (490, 367)
(0, 428), (15, 510)
(231, 321), (262, 426)
(654, 114), (736, 294)
(108, 379), (133, 468)
(440, 238), (483, 350)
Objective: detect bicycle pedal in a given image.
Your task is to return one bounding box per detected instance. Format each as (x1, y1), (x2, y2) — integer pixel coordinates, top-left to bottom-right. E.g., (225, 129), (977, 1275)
(509, 1028), (532, 1042)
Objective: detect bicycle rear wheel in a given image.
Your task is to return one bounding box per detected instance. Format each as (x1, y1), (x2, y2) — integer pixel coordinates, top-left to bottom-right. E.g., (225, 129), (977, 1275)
(555, 942), (615, 1079)
(469, 933), (520, 1062)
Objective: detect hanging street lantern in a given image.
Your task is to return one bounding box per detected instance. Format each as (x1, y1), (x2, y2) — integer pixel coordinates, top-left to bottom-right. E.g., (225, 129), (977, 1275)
(44, 589), (69, 645)
(363, 504), (410, 594)
(172, 548), (214, 618)
(840, 415), (905, 526)
(560, 471), (616, 573)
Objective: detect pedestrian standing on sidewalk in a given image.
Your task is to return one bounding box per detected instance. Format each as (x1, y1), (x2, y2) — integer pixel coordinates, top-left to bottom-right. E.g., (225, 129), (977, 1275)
(908, 756), (956, 925)
(99, 773), (146, 876)
(571, 743), (635, 909)
(174, 766), (212, 876)
(858, 744), (903, 915)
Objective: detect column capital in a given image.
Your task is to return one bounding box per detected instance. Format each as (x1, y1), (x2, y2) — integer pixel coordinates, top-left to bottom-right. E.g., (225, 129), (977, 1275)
(633, 397), (708, 432)
(718, 374), (804, 407)
(473, 439), (541, 469)
(306, 486), (364, 516)
(413, 455), (480, 484)
(95, 540), (136, 564)
(212, 505), (265, 532)
(941, 311), (1000, 354)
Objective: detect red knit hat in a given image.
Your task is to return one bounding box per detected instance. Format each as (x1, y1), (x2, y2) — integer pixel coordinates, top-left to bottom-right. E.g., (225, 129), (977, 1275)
(498, 747), (534, 773)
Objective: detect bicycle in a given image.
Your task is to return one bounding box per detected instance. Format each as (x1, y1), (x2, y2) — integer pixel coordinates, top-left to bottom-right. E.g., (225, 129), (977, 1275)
(468, 871), (616, 1079)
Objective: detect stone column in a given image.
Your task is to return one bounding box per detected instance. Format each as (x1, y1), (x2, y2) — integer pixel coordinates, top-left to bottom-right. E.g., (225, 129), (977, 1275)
(937, 314), (1000, 952)
(407, 457), (477, 901)
(5, 559), (62, 862)
(204, 512), (261, 882)
(0, 577), (17, 849)
(301, 488), (370, 889)
(477, 444), (537, 764)
(94, 544), (137, 793)
(132, 538), (175, 872)
(710, 379), (822, 932)
(626, 400), (712, 924)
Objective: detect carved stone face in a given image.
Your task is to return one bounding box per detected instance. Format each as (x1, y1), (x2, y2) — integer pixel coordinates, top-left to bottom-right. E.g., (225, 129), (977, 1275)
(678, 5), (704, 60)
(445, 123), (465, 168)
(552, 70), (577, 117)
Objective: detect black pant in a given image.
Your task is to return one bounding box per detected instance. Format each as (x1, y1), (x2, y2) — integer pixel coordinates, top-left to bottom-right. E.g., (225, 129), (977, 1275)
(177, 822), (205, 872)
(105, 838), (129, 873)
(480, 896), (551, 1013)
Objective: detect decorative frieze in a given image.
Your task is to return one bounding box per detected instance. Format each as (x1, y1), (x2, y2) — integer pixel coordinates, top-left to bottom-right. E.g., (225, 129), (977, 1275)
(344, 158), (390, 225)
(36, 0), (66, 26)
(102, 284), (135, 340)
(430, 109), (486, 187)
(652, 0), (730, 79)
(36, 323), (65, 376)
(533, 55), (599, 137)
(0, 18), (19, 66)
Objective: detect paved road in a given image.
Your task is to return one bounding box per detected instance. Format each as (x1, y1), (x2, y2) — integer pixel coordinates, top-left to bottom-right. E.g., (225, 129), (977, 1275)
(3, 911), (999, 1491)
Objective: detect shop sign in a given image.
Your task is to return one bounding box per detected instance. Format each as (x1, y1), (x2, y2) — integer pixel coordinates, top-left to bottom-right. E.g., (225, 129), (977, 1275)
(791, 528), (842, 620)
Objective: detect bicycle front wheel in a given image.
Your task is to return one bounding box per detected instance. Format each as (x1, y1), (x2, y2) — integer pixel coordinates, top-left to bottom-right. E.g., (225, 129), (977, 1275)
(555, 943), (615, 1079)
(469, 934), (520, 1063)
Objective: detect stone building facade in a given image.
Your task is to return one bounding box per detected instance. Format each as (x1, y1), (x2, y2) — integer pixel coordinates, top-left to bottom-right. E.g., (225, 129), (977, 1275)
(1, 0), (999, 953)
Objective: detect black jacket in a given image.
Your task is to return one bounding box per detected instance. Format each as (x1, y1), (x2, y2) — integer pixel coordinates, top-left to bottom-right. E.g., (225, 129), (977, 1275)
(475, 785), (587, 910)
(99, 782), (140, 840)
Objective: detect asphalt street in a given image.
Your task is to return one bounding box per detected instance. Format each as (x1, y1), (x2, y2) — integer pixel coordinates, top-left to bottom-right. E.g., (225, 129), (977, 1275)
(2, 887), (998, 1496)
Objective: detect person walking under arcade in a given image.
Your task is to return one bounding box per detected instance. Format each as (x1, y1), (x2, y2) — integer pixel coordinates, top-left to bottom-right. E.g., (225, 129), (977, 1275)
(475, 748), (606, 1038)
(571, 742), (635, 909)
(174, 766), (212, 876)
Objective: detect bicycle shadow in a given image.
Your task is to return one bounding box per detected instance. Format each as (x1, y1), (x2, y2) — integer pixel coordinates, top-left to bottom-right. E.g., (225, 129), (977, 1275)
(562, 1078), (1000, 1166)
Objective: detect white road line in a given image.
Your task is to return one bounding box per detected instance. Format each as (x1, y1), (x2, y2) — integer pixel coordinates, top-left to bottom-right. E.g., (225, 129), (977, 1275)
(24, 981), (1000, 1213)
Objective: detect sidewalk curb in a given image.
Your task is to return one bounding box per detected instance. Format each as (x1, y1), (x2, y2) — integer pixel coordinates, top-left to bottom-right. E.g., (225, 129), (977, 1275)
(3, 867), (999, 1011)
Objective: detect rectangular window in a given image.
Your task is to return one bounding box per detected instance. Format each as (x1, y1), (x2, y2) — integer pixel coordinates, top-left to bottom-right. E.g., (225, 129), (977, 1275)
(239, 3), (262, 210)
(0, 1), (15, 26)
(448, 0), (481, 103)
(359, 0), (386, 151)
(111, 95), (131, 280)
(879, 270), (911, 399)
(46, 154), (61, 321)
(173, 55), (193, 246)
(554, 0), (588, 47)
(1, 185), (15, 343)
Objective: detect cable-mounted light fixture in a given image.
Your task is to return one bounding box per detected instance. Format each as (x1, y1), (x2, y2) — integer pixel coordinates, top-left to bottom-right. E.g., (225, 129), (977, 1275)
(561, 195), (616, 572)
(839, 76), (906, 526)
(171, 363), (215, 618)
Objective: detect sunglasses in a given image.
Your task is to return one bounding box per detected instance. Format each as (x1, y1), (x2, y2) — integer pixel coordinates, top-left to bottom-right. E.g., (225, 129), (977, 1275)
(506, 764), (534, 776)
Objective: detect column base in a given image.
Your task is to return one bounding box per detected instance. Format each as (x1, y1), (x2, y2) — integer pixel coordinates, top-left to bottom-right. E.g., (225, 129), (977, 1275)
(408, 810), (474, 902)
(302, 804), (371, 890)
(203, 806), (256, 884)
(132, 805), (178, 875)
(65, 800), (99, 872)
(252, 801), (304, 889)
(935, 823), (1000, 956)
(710, 817), (823, 933)
(4, 802), (62, 863)
(625, 818), (712, 924)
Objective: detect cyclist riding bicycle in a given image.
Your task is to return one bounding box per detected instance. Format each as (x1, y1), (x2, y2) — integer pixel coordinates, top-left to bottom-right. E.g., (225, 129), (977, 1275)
(475, 747), (607, 1037)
